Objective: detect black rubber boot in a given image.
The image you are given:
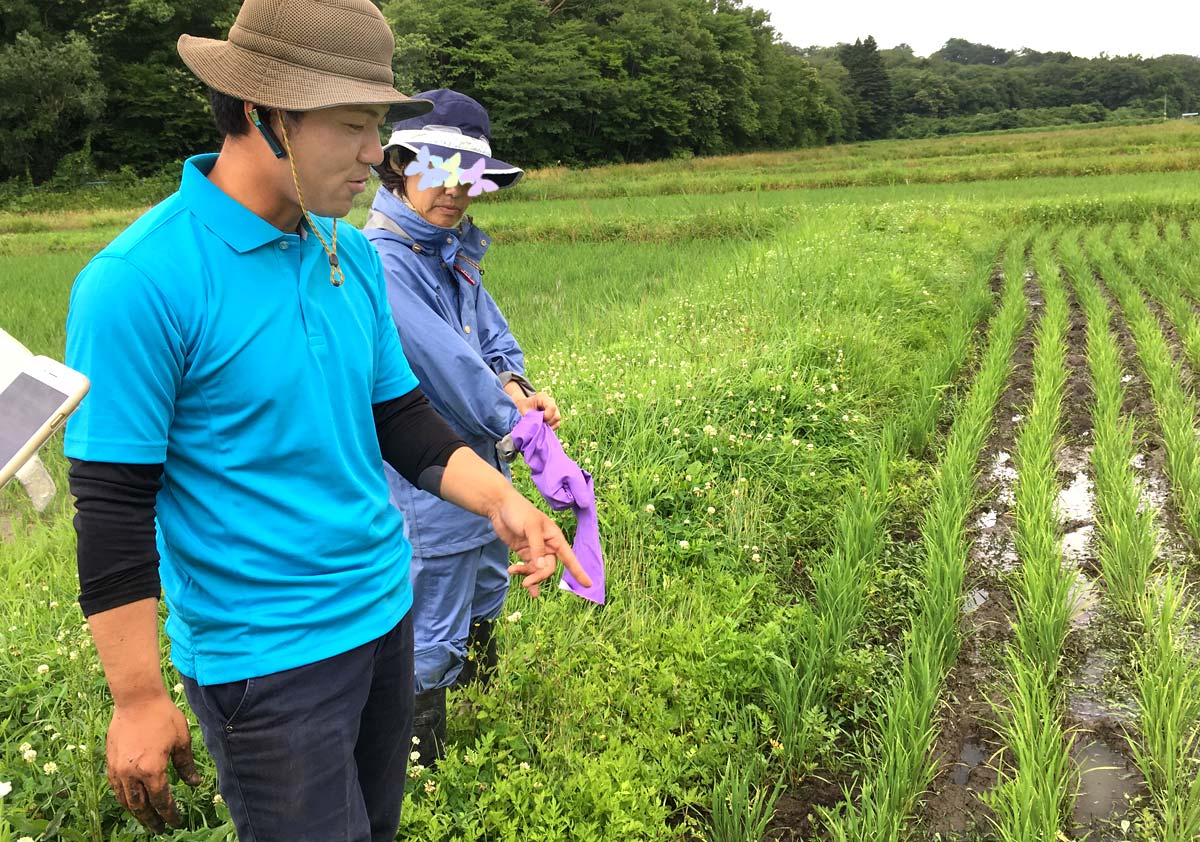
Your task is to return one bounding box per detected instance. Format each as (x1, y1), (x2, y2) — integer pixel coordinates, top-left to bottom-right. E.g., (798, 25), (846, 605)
(410, 687), (447, 768)
(455, 619), (498, 690)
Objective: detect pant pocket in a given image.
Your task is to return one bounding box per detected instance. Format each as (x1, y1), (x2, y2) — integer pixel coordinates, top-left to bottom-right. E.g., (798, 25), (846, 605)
(203, 677), (258, 730)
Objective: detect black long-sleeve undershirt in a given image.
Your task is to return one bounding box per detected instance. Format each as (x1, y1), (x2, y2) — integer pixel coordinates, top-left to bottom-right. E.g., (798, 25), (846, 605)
(71, 387), (467, 617)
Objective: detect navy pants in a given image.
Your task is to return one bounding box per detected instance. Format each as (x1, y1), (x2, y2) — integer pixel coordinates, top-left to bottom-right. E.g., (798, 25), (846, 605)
(183, 614), (414, 842)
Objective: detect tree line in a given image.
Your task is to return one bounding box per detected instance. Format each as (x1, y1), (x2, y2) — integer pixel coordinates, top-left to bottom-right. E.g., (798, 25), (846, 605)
(2, 0), (1198, 186)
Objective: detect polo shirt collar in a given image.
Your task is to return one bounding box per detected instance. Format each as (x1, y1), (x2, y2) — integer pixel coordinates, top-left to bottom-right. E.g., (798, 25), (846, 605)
(180, 154), (295, 254)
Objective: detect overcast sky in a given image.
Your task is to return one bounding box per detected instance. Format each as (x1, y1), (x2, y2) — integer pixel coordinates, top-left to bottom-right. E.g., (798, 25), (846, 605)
(748, 0), (1198, 59)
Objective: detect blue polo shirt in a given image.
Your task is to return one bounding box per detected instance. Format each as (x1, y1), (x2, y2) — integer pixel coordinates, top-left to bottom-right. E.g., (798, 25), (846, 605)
(65, 154), (419, 685)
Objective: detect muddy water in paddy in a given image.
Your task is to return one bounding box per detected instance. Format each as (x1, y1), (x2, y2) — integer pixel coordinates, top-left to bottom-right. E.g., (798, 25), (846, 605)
(1060, 286), (1148, 841)
(919, 274), (1164, 840)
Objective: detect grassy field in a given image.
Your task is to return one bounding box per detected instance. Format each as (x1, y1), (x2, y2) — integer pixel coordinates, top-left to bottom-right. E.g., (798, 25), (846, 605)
(1, 121), (1199, 841)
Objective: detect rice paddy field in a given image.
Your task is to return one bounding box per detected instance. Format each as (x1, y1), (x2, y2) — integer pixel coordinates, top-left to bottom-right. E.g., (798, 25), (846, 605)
(2, 120), (1200, 841)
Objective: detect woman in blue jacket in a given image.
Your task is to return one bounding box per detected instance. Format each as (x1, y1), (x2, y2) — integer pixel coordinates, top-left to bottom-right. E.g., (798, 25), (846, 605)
(364, 90), (559, 764)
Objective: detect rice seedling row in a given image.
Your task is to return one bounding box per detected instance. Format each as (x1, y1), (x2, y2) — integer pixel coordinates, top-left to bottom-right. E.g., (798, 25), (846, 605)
(765, 281), (993, 790)
(1085, 230), (1200, 551)
(819, 238), (1031, 841)
(980, 230), (1080, 842)
(1061, 226), (1200, 842)
(1128, 578), (1200, 841)
(1126, 222), (1200, 377)
(1057, 232), (1157, 616)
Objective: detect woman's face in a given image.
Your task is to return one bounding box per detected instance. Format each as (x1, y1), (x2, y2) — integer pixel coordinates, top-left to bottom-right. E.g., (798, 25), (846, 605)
(404, 173), (473, 228)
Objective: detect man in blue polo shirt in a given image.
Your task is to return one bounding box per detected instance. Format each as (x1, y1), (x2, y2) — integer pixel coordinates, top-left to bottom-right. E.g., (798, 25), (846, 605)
(63, 1), (590, 840)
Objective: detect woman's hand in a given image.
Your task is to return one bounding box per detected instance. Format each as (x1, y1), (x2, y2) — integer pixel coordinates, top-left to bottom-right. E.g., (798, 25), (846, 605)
(513, 391), (560, 429)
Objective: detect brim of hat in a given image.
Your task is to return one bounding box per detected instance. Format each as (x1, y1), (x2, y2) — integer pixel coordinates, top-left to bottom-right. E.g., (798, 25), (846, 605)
(178, 35), (433, 121)
(391, 142), (524, 189)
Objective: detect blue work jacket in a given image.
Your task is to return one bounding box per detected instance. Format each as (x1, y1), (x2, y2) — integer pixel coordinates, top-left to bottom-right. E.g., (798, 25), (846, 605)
(365, 187), (524, 557)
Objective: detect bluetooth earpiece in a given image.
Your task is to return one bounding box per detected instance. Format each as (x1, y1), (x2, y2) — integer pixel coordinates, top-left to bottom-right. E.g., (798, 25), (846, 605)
(249, 108), (286, 158)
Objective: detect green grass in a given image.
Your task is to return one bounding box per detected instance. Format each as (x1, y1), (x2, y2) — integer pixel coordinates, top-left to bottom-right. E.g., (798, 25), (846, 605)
(5, 122), (1200, 842)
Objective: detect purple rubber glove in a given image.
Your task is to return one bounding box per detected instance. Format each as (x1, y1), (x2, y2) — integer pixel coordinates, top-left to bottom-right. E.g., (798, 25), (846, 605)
(510, 411), (605, 604)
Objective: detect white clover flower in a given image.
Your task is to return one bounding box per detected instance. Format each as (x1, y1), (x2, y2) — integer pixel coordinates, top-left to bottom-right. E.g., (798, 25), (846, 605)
(679, 540), (689, 550)
(42, 762), (58, 775)
(410, 750), (421, 762)
(752, 553), (762, 562)
(806, 443), (815, 451)
(423, 780), (437, 794)
(707, 506), (716, 515)
(644, 504), (655, 513)
(49, 601), (59, 609)
(22, 749), (37, 763)
(411, 735), (421, 746)
(19, 742), (31, 752)
(506, 611), (522, 623)
(0, 780), (11, 798)
(36, 664), (49, 676)
(519, 761), (531, 771)
(18, 837), (34, 842)
(213, 793), (225, 806)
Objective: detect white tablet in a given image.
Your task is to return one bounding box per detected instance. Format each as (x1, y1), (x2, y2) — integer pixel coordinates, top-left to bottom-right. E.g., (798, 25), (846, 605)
(0, 356), (90, 489)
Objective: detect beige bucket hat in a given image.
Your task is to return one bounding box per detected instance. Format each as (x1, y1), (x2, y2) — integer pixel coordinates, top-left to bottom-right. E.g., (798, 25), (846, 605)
(177, 0), (431, 120)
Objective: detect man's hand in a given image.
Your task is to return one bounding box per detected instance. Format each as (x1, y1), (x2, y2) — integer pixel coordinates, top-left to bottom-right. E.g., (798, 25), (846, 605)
(106, 693), (201, 833)
(512, 391), (561, 430)
(88, 599), (200, 834)
(488, 490), (591, 598)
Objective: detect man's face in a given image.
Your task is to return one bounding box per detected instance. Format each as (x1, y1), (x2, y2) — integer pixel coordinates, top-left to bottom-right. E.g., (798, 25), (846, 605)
(282, 104), (388, 218)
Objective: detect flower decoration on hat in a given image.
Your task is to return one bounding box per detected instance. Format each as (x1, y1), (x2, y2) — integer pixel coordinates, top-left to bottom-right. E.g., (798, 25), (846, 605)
(385, 90), (523, 193)
(405, 147), (500, 196)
